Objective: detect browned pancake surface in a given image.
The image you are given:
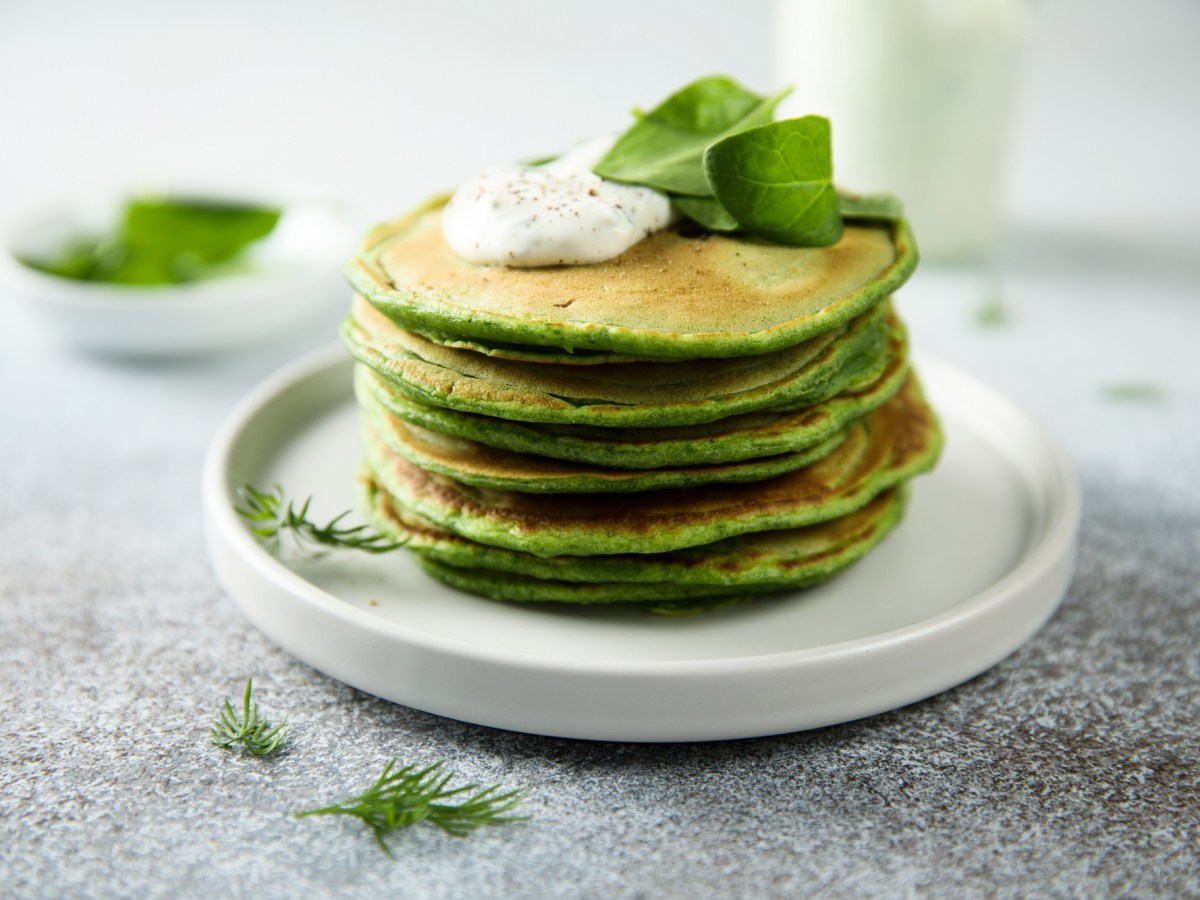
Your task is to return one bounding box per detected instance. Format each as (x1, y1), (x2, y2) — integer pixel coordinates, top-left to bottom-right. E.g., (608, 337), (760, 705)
(364, 207), (900, 337)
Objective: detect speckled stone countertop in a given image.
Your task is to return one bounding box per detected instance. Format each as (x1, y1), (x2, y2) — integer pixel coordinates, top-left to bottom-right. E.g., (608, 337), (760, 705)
(2, 218), (1198, 897)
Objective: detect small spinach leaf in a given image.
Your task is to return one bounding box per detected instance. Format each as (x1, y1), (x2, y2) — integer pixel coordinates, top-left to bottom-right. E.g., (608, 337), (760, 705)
(594, 76), (791, 197)
(671, 195), (739, 232)
(838, 191), (904, 223)
(703, 117), (842, 247)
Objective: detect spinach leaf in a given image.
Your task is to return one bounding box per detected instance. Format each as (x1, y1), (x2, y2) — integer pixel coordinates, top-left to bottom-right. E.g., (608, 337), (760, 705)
(19, 197), (281, 285)
(838, 191), (904, 223)
(594, 76), (792, 197)
(671, 195), (738, 232)
(124, 198), (281, 265)
(703, 117), (842, 247)
(20, 236), (115, 281)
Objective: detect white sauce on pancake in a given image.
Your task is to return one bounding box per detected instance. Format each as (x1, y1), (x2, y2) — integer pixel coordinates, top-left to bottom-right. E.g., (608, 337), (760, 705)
(442, 136), (673, 267)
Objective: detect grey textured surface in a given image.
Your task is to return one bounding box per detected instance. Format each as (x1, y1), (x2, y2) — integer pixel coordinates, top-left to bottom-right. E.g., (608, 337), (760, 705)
(2, 234), (1199, 897)
(2, 2), (1199, 892)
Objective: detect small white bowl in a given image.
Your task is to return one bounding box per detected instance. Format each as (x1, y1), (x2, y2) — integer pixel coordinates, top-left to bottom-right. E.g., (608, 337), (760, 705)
(0, 184), (355, 357)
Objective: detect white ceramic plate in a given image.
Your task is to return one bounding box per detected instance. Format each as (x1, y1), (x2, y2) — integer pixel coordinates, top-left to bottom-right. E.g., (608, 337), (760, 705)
(0, 184), (353, 357)
(203, 346), (1080, 742)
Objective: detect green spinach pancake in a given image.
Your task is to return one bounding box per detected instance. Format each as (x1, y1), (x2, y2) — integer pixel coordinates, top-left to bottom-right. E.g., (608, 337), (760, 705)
(342, 191), (939, 611)
(360, 374), (940, 558)
(347, 199), (917, 360)
(361, 474), (908, 603)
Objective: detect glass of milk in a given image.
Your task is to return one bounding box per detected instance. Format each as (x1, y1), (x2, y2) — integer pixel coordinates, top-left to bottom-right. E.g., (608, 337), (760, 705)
(774, 0), (1031, 263)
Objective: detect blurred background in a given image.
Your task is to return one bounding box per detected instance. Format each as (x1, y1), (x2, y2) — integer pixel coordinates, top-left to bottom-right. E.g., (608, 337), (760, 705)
(0, 0), (1196, 480)
(1, 0), (1195, 248)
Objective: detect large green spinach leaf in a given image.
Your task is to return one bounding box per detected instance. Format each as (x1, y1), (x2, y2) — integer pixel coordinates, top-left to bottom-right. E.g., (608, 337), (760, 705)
(703, 117), (842, 247)
(594, 76), (791, 197)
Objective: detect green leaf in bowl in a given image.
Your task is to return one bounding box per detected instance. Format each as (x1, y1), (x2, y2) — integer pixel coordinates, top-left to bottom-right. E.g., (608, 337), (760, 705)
(19, 196), (282, 285)
(123, 198), (280, 265)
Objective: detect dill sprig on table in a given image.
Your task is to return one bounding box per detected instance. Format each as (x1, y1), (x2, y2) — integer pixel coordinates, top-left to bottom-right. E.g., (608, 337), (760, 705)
(295, 759), (529, 855)
(211, 678), (289, 757)
(235, 483), (402, 556)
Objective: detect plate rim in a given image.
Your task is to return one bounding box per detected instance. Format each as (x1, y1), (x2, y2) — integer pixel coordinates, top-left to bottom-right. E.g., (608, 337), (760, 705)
(203, 344), (1081, 737)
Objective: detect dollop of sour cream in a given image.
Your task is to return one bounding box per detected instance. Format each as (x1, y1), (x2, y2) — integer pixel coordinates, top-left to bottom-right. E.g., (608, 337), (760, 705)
(442, 136), (673, 267)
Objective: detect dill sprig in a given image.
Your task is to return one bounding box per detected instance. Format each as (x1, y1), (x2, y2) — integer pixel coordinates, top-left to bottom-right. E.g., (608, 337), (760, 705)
(236, 483), (402, 557)
(211, 678), (289, 757)
(295, 759), (529, 855)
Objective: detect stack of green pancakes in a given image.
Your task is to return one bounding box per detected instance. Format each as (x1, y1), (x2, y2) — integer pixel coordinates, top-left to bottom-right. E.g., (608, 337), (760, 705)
(342, 200), (942, 612)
